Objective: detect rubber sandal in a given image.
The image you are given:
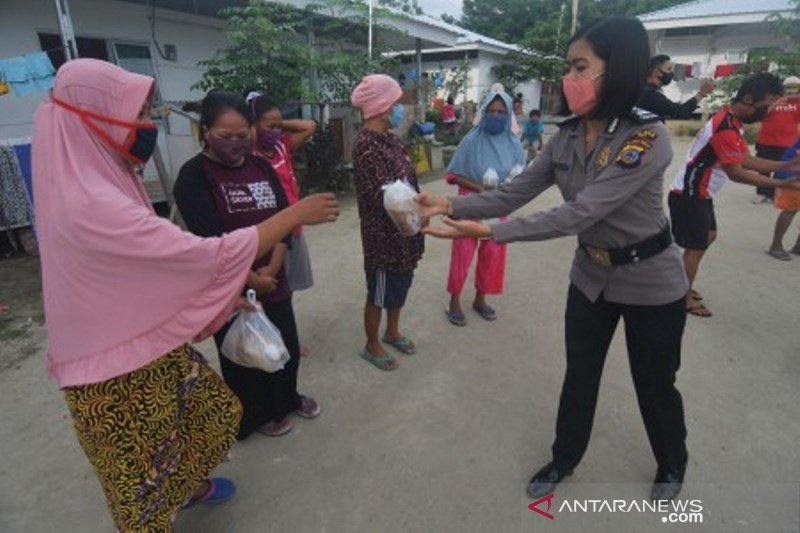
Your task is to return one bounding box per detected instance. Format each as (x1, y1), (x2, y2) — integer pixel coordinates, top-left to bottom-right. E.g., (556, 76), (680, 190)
(472, 304), (498, 321)
(445, 309), (467, 327)
(689, 289), (703, 301)
(766, 249), (792, 261)
(382, 336), (416, 355)
(686, 304), (713, 318)
(295, 395), (320, 419)
(360, 350), (397, 371)
(182, 477), (236, 509)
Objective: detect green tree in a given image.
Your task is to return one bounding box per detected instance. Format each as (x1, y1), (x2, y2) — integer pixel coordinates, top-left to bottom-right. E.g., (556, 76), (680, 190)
(378, 0), (423, 15)
(464, 0), (693, 85)
(194, 0), (399, 103)
(194, 2), (308, 102)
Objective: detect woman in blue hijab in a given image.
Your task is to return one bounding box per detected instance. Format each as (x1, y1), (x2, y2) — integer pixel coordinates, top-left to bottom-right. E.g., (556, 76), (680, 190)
(444, 89), (526, 326)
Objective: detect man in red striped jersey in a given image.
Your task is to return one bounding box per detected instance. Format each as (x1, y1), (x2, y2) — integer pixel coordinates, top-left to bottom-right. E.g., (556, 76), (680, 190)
(668, 73), (800, 317)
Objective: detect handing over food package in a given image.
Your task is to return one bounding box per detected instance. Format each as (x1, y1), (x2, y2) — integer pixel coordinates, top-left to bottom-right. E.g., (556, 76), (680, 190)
(383, 179), (422, 236)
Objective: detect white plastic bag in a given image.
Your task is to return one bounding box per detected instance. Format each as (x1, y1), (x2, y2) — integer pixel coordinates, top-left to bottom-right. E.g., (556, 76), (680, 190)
(382, 179), (422, 236)
(220, 290), (290, 373)
(507, 164), (525, 183)
(482, 167), (500, 189)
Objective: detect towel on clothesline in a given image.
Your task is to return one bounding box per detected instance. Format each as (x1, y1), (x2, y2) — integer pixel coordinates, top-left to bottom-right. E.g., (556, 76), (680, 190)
(0, 52), (56, 96)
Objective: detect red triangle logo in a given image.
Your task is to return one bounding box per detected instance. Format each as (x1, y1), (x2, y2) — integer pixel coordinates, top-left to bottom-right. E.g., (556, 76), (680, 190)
(528, 493), (555, 520)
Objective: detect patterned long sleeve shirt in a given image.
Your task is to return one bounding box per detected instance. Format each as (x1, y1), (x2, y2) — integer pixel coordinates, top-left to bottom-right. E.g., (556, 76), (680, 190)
(352, 128), (424, 272)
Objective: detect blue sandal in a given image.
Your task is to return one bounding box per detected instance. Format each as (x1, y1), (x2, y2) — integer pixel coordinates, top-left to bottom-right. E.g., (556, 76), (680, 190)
(445, 309), (467, 327)
(382, 336), (416, 355)
(472, 304), (497, 321)
(183, 477), (237, 509)
(360, 349), (398, 371)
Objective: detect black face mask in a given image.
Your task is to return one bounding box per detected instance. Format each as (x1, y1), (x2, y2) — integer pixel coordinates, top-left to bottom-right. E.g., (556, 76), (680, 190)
(659, 72), (674, 86)
(128, 126), (159, 164)
(742, 106), (769, 124)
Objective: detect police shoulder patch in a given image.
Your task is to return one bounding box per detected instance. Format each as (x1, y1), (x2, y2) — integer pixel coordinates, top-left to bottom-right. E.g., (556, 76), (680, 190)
(628, 107), (661, 124)
(615, 128), (658, 169)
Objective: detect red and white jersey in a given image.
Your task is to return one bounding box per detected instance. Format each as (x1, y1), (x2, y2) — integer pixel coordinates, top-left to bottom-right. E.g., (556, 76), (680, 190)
(671, 107), (749, 199)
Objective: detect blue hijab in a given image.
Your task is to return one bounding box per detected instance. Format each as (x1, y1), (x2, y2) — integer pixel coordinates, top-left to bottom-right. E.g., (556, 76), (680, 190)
(447, 90), (525, 185)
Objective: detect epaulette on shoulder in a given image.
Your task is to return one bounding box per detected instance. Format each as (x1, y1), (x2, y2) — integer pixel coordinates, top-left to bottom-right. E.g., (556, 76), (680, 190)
(627, 107), (662, 124)
(557, 114), (581, 127)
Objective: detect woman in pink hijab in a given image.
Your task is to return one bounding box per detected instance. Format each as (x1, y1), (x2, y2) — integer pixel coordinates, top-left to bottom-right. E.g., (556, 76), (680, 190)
(32, 59), (338, 531)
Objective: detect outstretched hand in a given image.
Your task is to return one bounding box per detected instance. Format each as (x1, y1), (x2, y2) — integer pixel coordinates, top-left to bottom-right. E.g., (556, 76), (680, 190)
(782, 154), (800, 175)
(422, 217), (492, 240)
(414, 191), (452, 219)
(783, 177), (800, 191)
(294, 193), (340, 225)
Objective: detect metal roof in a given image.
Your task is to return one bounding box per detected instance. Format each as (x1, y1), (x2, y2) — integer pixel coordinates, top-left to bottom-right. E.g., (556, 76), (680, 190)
(639, 0), (794, 22)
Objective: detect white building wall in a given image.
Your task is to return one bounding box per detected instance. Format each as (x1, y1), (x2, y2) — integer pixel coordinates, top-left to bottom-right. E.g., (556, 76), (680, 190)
(511, 80), (542, 113)
(0, 0), (228, 180)
(649, 23), (789, 107)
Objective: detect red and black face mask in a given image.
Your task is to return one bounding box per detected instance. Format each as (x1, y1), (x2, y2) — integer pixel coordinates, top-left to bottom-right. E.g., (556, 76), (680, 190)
(51, 96), (159, 164)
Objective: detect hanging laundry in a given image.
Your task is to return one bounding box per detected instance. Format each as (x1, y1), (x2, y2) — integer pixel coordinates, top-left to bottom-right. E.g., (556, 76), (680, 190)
(0, 52), (56, 96)
(714, 63), (739, 78)
(0, 145), (32, 229)
(12, 142), (33, 211)
(673, 64), (688, 81)
(434, 71), (443, 88)
(684, 64), (693, 79)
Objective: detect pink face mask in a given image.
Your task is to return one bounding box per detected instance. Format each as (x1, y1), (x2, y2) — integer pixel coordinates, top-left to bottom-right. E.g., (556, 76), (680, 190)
(562, 72), (604, 116)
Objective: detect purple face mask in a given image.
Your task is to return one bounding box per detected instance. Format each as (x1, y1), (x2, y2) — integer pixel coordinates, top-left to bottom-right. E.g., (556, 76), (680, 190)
(205, 132), (251, 165)
(257, 127), (283, 151)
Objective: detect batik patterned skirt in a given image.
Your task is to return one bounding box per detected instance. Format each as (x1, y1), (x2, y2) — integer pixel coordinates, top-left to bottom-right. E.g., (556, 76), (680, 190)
(64, 344), (242, 531)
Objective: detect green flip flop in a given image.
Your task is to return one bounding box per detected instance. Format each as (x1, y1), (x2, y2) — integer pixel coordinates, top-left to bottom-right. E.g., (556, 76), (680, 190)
(382, 336), (416, 355)
(360, 350), (398, 371)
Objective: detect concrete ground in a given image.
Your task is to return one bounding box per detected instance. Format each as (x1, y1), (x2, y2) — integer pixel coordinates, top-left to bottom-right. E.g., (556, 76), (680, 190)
(0, 138), (799, 533)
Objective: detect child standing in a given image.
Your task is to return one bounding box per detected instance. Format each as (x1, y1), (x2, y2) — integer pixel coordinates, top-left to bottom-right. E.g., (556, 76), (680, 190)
(521, 109), (545, 160)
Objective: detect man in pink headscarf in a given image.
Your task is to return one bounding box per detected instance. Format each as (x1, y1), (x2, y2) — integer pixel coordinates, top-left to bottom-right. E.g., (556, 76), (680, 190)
(351, 74), (424, 371)
(32, 58), (338, 530)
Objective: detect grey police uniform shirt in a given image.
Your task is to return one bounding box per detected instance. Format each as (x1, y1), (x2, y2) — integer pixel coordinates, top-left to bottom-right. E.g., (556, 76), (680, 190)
(449, 111), (689, 306)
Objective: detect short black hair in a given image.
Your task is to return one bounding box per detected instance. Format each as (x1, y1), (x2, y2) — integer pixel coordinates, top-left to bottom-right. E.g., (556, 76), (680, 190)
(198, 90), (252, 146)
(650, 54), (671, 70)
(250, 94), (280, 120)
(529, 109), (541, 117)
(734, 72), (784, 103)
(568, 16), (650, 120)
(446, 96), (454, 105)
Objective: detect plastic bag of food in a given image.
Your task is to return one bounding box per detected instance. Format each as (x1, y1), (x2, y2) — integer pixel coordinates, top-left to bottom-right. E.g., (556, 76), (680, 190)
(382, 179), (422, 236)
(482, 167), (500, 189)
(220, 290), (289, 373)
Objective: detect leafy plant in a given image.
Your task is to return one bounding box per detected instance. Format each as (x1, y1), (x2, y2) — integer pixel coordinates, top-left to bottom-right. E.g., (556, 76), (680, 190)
(302, 122), (350, 192)
(194, 0), (400, 104)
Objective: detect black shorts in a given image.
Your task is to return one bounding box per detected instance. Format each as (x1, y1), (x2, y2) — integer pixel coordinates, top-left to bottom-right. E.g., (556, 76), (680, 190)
(366, 269), (414, 309)
(668, 191), (717, 250)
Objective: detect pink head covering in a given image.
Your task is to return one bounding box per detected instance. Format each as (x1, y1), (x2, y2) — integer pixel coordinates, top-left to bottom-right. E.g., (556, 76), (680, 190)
(32, 59), (258, 387)
(350, 74), (402, 119)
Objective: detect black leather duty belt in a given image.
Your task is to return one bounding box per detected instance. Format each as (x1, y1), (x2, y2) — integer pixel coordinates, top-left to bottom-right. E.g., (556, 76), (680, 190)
(580, 226), (672, 267)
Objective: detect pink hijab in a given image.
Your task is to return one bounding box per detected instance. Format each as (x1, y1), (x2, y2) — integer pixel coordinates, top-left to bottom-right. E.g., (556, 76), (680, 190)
(33, 59), (258, 387)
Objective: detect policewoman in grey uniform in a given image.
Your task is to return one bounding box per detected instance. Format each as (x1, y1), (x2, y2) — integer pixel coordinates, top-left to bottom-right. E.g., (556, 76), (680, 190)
(417, 17), (690, 502)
